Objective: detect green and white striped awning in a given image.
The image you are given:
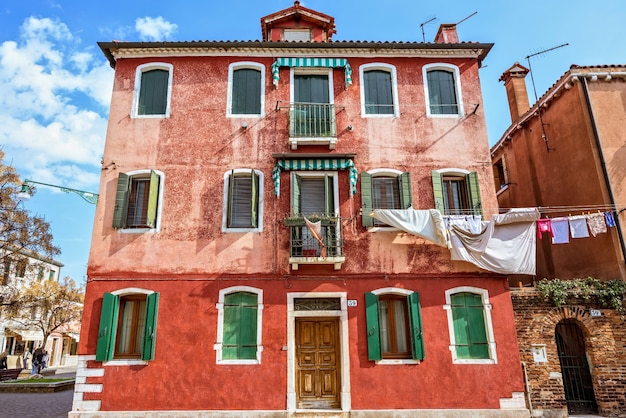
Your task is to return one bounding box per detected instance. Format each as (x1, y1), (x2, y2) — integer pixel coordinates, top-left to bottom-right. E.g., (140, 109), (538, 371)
(271, 58), (352, 88)
(273, 158), (358, 196)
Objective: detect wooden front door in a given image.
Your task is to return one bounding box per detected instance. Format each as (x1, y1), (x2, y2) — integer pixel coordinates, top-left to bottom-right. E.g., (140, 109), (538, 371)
(296, 318), (340, 409)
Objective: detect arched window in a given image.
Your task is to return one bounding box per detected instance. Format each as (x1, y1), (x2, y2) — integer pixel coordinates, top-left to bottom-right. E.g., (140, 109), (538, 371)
(132, 63), (173, 118)
(222, 169), (264, 232)
(423, 64), (463, 117)
(112, 169), (165, 231)
(227, 62), (265, 116)
(361, 169), (412, 228)
(359, 63), (399, 117)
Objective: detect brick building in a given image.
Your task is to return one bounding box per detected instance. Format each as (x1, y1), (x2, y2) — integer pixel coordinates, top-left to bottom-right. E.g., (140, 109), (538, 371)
(492, 63), (626, 416)
(71, 3), (530, 416)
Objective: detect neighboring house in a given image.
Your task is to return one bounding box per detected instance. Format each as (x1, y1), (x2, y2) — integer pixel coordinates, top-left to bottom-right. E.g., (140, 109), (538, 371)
(0, 249), (78, 368)
(71, 3), (529, 416)
(491, 63), (626, 416)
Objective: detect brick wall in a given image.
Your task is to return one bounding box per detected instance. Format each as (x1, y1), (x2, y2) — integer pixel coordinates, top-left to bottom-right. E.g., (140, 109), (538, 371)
(511, 289), (626, 417)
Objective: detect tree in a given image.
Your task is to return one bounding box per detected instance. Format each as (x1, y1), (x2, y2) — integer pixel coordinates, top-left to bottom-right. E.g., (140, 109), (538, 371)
(0, 148), (59, 309)
(4, 276), (84, 348)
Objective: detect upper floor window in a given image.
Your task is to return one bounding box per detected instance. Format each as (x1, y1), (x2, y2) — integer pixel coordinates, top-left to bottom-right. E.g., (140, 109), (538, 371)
(132, 63), (173, 118)
(113, 170), (164, 231)
(96, 288), (160, 362)
(361, 169), (412, 228)
(222, 169), (263, 232)
(227, 62), (265, 117)
(365, 288), (424, 363)
(360, 64), (399, 117)
(284, 29), (311, 41)
(493, 157), (508, 192)
(443, 287), (496, 364)
(215, 286), (263, 364)
(432, 169), (482, 216)
(15, 258), (27, 278)
(423, 64), (463, 117)
(2, 259), (11, 285)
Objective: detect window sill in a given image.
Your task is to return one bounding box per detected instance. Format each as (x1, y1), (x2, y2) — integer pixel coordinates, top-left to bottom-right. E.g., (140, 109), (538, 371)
(223, 227), (262, 233)
(496, 184), (509, 196)
(227, 113), (264, 118)
(131, 114), (169, 119)
(367, 226), (399, 232)
(452, 358), (497, 365)
(102, 359), (148, 366)
(290, 256), (345, 271)
(375, 359), (420, 365)
(289, 137), (337, 150)
(118, 227), (158, 234)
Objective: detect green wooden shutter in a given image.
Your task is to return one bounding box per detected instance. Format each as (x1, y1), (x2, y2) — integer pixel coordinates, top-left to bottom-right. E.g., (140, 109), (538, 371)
(466, 171), (482, 217)
(291, 173), (301, 215)
(238, 292), (258, 360)
(141, 292), (159, 360)
(250, 170), (258, 228)
(95, 293), (119, 361)
(112, 173), (130, 229)
(451, 293), (470, 359)
(232, 69), (261, 115)
(467, 294), (489, 359)
(138, 69), (168, 115)
(431, 171), (445, 214)
(146, 170), (160, 228)
(365, 292), (382, 361)
(408, 292), (425, 360)
(399, 172), (412, 209)
(360, 172), (374, 227)
(324, 174), (333, 215)
(227, 170), (235, 227)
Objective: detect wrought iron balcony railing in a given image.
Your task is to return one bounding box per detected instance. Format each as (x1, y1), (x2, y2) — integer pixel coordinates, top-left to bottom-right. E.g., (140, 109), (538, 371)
(289, 103), (337, 139)
(284, 214), (345, 270)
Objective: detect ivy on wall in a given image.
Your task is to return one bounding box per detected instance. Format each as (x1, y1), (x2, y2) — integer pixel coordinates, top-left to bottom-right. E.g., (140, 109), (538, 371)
(536, 277), (626, 317)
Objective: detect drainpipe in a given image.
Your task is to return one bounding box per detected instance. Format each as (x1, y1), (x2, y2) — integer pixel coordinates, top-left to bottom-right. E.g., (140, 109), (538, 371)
(580, 76), (626, 269)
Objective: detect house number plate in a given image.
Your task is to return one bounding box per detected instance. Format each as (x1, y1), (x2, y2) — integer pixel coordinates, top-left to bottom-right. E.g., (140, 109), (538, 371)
(590, 309), (601, 317)
(347, 300), (358, 307)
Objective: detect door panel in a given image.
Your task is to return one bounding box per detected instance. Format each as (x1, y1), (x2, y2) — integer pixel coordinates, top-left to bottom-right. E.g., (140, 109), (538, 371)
(296, 318), (340, 409)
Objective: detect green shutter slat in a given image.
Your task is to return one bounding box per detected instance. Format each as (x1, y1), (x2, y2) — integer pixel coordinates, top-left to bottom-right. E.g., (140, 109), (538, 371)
(227, 170), (235, 227)
(112, 173), (130, 229)
(399, 172), (412, 209)
(142, 292), (159, 360)
(365, 292), (382, 361)
(250, 170), (258, 228)
(431, 171), (445, 214)
(466, 171), (482, 217)
(408, 292), (425, 360)
(360, 172), (374, 227)
(146, 170), (159, 228)
(291, 173), (301, 215)
(96, 293), (119, 361)
(239, 293), (258, 360)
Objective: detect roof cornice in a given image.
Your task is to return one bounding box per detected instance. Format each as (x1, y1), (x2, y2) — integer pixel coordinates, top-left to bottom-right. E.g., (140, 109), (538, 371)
(98, 40), (493, 68)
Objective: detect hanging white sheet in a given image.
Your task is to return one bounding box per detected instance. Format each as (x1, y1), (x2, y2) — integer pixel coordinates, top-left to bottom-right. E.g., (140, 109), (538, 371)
(370, 208), (448, 247)
(448, 208), (540, 275)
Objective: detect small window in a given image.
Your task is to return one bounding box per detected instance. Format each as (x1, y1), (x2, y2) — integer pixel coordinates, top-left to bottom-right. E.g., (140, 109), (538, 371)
(215, 286), (263, 364)
(424, 64), (463, 117)
(132, 63), (173, 118)
(444, 287), (496, 364)
(227, 63), (265, 117)
(15, 258), (27, 278)
(48, 270), (55, 281)
(284, 29), (311, 41)
(96, 290), (159, 362)
(37, 267), (44, 280)
(359, 64), (399, 117)
(493, 158), (507, 191)
(113, 170), (164, 231)
(2, 259), (12, 285)
(223, 169), (263, 232)
(361, 171), (412, 227)
(432, 170), (482, 216)
(366, 289), (424, 362)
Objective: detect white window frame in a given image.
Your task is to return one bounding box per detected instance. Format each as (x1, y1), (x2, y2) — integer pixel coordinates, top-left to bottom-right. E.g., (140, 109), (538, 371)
(289, 67), (335, 105)
(215, 286), (264, 365)
(103, 287), (156, 367)
(423, 63), (464, 118)
(359, 63), (400, 118)
(226, 62), (265, 117)
(443, 286), (497, 364)
(221, 168), (264, 233)
(119, 169), (165, 234)
(131, 62), (174, 119)
(366, 168), (403, 232)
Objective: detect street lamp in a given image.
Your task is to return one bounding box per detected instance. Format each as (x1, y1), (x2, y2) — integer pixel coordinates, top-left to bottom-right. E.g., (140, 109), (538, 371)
(18, 179), (99, 205)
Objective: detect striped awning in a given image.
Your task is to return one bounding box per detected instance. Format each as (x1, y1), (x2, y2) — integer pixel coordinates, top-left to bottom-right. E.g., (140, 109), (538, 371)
(272, 158), (358, 197)
(271, 58), (352, 88)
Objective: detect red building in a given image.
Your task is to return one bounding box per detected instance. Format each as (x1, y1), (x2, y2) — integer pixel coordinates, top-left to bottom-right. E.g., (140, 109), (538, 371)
(71, 3), (529, 416)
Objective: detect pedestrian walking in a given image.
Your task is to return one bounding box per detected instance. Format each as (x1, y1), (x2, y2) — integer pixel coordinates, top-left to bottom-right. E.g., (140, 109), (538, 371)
(22, 347), (31, 369)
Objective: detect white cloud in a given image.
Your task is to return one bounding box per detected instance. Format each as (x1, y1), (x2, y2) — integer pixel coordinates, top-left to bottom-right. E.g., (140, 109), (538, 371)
(135, 16), (178, 41)
(0, 16), (113, 191)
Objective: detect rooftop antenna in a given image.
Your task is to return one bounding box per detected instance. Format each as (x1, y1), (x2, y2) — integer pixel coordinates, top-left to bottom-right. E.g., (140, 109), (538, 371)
(419, 17), (436, 42)
(456, 11), (477, 25)
(525, 43), (569, 152)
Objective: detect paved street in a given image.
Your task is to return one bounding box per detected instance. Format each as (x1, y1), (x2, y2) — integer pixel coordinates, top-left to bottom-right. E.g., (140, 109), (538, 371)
(0, 389), (73, 418)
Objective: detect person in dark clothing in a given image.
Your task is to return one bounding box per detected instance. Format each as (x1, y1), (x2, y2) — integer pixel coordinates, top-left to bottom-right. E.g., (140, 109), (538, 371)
(0, 351), (7, 369)
(31, 346), (44, 375)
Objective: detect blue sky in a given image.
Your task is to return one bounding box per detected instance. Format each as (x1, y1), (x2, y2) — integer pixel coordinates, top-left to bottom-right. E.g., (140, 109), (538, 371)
(1, 0), (625, 283)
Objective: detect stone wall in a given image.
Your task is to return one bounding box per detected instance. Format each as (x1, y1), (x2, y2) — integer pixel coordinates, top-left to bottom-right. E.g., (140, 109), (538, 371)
(511, 289), (626, 417)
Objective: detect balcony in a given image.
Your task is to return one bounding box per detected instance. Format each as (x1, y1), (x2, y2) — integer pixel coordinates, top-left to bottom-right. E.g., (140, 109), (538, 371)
(285, 214), (345, 270)
(288, 103), (337, 150)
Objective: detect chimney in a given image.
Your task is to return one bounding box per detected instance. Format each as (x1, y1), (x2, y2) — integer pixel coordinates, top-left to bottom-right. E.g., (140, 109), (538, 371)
(499, 62), (531, 122)
(434, 24), (459, 43)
